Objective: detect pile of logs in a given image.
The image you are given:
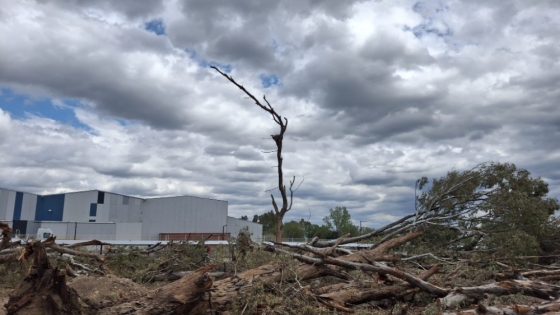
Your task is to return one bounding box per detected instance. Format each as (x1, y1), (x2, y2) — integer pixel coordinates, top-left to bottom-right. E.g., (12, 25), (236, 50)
(3, 221), (560, 314)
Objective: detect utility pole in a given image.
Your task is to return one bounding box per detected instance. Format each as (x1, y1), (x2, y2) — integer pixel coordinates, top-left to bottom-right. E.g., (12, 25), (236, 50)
(360, 221), (367, 235)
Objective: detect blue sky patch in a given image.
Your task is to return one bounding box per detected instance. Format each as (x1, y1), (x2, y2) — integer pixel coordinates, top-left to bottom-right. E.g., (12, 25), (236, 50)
(410, 2), (452, 38)
(0, 88), (91, 130)
(259, 74), (280, 88)
(270, 39), (284, 55)
(185, 48), (232, 73)
(411, 20), (453, 38)
(145, 19), (166, 36)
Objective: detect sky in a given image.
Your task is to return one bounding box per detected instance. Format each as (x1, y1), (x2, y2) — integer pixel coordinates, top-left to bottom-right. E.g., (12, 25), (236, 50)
(0, 0), (559, 229)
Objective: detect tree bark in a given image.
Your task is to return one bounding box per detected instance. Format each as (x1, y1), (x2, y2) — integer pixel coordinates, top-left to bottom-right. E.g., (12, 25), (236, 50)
(441, 301), (560, 315)
(4, 241), (85, 315)
(99, 264), (215, 315)
(0, 222), (12, 251)
(439, 279), (560, 309)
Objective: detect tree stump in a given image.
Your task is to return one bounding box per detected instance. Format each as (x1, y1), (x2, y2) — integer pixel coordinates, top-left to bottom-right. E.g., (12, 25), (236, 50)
(4, 241), (86, 315)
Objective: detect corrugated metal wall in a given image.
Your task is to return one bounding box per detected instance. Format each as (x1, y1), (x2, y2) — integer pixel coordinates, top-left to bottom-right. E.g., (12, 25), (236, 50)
(141, 196), (228, 240)
(26, 221), (41, 237)
(20, 193), (38, 220)
(115, 223), (142, 240)
(62, 191), (98, 222)
(0, 189), (16, 221)
(75, 223), (116, 240)
(107, 193), (143, 223)
(226, 217), (263, 242)
(0, 189), (39, 221)
(32, 222), (117, 240)
(38, 222), (70, 238)
(0, 189), (11, 221)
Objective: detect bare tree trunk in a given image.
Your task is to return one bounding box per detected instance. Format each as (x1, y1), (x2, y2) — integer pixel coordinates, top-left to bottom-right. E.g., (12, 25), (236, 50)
(211, 66), (299, 243)
(276, 218), (283, 243)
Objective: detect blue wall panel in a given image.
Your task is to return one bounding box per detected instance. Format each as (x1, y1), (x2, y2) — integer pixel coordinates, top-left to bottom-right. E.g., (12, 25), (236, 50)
(13, 192), (23, 220)
(35, 194), (65, 221)
(12, 220), (27, 235)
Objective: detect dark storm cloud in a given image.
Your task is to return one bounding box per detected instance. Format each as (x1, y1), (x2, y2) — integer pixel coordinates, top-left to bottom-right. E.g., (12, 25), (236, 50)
(350, 175), (397, 187)
(0, 16), (193, 129)
(204, 144), (237, 156)
(36, 0), (165, 19)
(295, 183), (382, 204)
(232, 147), (264, 161)
(359, 31), (434, 66)
(207, 33), (276, 70)
(167, 0), (367, 73)
(283, 51), (443, 143)
(108, 181), (159, 197)
(234, 165), (270, 174)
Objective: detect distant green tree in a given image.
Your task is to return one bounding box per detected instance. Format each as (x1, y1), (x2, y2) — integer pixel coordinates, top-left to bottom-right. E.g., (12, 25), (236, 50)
(283, 220), (305, 239)
(306, 223), (337, 239)
(240, 215), (248, 221)
(360, 226), (375, 235)
(323, 206), (360, 237)
(252, 210), (277, 235)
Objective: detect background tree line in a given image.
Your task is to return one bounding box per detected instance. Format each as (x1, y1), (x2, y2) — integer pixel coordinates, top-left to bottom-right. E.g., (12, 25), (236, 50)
(242, 206), (374, 239)
(243, 162), (560, 260)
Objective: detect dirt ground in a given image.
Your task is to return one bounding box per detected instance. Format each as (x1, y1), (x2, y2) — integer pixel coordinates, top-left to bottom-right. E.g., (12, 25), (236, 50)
(67, 274), (147, 309)
(0, 275), (147, 315)
(0, 288), (10, 315)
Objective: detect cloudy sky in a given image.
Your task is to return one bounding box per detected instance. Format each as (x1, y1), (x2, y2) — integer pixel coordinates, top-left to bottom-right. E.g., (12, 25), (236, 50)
(0, 0), (559, 228)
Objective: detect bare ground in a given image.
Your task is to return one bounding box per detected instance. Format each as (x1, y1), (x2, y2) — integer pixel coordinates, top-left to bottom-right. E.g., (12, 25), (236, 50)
(0, 288), (11, 315)
(67, 274), (147, 309)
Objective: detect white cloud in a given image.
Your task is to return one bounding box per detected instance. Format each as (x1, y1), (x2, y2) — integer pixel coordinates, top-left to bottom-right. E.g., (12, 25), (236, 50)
(0, 109), (11, 144)
(0, 0), (558, 227)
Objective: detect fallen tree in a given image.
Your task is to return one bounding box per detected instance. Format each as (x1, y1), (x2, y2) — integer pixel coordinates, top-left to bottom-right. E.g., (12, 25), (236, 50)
(3, 230), (560, 314)
(2, 163), (560, 314)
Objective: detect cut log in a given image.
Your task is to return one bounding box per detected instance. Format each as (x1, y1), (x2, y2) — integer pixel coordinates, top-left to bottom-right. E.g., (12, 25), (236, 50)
(98, 264), (215, 315)
(147, 271), (228, 282)
(441, 299), (560, 314)
(439, 280), (560, 309)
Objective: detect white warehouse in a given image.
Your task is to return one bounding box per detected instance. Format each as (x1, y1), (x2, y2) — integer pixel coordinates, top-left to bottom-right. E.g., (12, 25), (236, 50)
(0, 188), (262, 242)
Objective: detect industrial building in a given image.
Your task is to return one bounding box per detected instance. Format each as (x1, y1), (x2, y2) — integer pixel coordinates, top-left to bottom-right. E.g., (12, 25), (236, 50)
(0, 188), (262, 242)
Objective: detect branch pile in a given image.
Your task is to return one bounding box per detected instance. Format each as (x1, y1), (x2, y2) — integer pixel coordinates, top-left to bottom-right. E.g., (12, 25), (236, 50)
(3, 216), (560, 314)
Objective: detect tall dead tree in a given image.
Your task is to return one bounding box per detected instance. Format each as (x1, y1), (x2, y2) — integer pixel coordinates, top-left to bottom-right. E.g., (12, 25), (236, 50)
(211, 66), (297, 242)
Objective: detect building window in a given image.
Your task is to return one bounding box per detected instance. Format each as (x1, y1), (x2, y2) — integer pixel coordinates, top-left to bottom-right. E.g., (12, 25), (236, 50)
(89, 219), (96, 222)
(97, 191), (105, 204)
(89, 204), (97, 216)
(123, 196), (129, 205)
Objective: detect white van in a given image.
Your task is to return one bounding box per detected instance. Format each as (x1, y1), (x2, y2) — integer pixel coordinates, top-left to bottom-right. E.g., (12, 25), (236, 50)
(37, 228), (54, 240)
